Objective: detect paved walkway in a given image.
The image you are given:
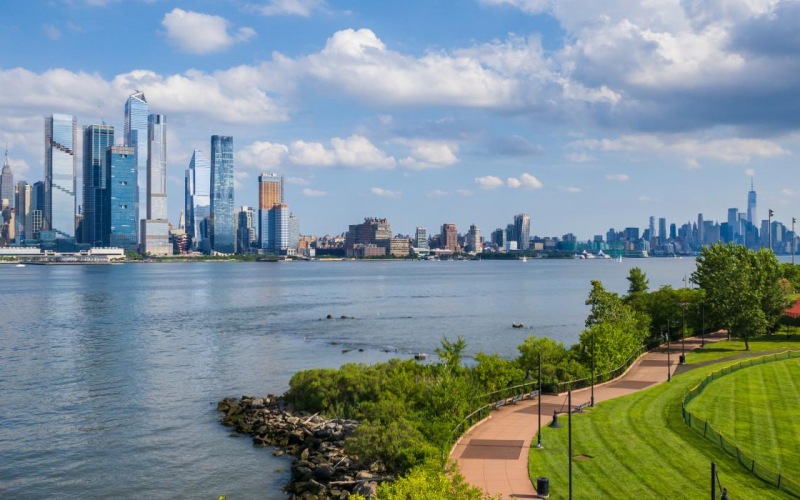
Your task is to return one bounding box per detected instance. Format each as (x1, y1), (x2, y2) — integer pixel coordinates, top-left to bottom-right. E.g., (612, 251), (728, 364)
(451, 332), (727, 499)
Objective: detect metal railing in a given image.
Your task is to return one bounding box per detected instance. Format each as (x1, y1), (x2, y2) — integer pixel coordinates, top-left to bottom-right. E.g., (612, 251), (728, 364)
(682, 350), (800, 498)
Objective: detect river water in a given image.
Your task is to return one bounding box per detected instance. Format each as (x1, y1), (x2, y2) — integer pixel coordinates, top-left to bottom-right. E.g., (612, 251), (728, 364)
(0, 258), (698, 498)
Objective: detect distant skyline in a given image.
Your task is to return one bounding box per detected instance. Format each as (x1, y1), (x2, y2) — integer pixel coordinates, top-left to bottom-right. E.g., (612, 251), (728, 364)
(2, 0), (800, 239)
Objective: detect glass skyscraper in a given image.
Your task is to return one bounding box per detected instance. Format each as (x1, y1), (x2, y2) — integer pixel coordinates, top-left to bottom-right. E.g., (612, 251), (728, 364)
(124, 91), (149, 242)
(105, 146), (137, 250)
(141, 114), (170, 256)
(185, 149), (211, 252)
(210, 135), (235, 254)
(45, 114), (77, 239)
(258, 173), (283, 250)
(82, 124), (114, 246)
(514, 213), (531, 251)
(747, 178), (757, 227)
(268, 203), (289, 253)
(1, 150), (13, 210)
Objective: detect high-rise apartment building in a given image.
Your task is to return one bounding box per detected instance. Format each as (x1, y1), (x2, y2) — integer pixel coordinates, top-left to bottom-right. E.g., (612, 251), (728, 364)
(658, 217), (667, 243)
(288, 213), (299, 251)
(345, 217), (392, 257)
(210, 135), (235, 254)
(105, 146), (137, 249)
(236, 205), (256, 254)
(31, 181), (44, 239)
(466, 224), (482, 253)
(82, 124), (114, 246)
(258, 173), (283, 250)
(514, 213), (530, 251)
(441, 223), (458, 252)
(141, 114), (170, 256)
(1, 150), (13, 210)
(185, 150), (211, 252)
(268, 203), (289, 253)
(45, 113), (77, 239)
(124, 91), (149, 241)
(415, 226), (428, 249)
(15, 181), (31, 241)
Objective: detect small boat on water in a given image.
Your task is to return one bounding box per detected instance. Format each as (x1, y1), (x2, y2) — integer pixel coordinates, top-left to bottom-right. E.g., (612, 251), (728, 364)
(414, 353), (427, 361)
(512, 323), (524, 329)
(15, 263), (26, 268)
(521, 256), (527, 262)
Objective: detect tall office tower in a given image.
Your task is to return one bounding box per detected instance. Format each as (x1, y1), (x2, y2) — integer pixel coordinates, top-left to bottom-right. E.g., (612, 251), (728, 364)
(236, 205), (256, 254)
(210, 135), (235, 254)
(15, 181), (31, 241)
(658, 217), (667, 243)
(747, 178), (757, 227)
(491, 228), (505, 247)
(268, 203), (289, 253)
(697, 213), (704, 247)
(141, 114), (170, 256)
(648, 216), (655, 244)
(31, 181), (44, 239)
(82, 124), (114, 246)
(415, 226), (428, 249)
(124, 91), (149, 241)
(185, 150), (211, 252)
(514, 213), (531, 251)
(104, 146), (137, 249)
(466, 224), (482, 253)
(1, 150), (13, 210)
(45, 114), (77, 239)
(258, 173), (283, 249)
(441, 223), (458, 252)
(288, 213), (299, 251)
(727, 208), (739, 241)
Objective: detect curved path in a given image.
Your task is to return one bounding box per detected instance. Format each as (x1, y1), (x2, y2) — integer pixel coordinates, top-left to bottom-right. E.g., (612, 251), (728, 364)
(451, 332), (726, 499)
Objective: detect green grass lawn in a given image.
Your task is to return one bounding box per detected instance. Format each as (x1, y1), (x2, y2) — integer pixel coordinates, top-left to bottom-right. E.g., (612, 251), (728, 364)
(685, 333), (800, 365)
(685, 356), (800, 477)
(529, 359), (791, 499)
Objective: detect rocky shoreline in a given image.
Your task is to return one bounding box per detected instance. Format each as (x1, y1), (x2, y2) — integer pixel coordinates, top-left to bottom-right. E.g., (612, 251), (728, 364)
(217, 395), (393, 499)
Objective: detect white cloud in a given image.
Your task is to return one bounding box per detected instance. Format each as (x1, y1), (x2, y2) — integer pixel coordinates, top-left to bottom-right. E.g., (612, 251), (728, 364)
(427, 189), (449, 197)
(781, 188), (795, 196)
(289, 134), (395, 169)
(456, 189), (475, 196)
(573, 134), (788, 164)
(562, 186), (582, 193)
(745, 168), (756, 176)
(475, 176), (504, 189)
(286, 177), (310, 185)
(43, 24), (61, 41)
(507, 173), (543, 189)
(606, 174), (630, 181)
(371, 187), (402, 199)
(397, 139), (459, 170)
(256, 0), (325, 16)
(302, 188), (327, 197)
(237, 141), (288, 169)
(564, 152), (593, 163)
(162, 8), (255, 55)
(637, 196), (652, 202)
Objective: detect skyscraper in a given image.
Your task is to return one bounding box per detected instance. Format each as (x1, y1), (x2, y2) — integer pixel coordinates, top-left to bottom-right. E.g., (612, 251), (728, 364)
(514, 213), (531, 251)
(82, 124), (114, 246)
(105, 146), (137, 249)
(258, 173), (283, 250)
(31, 181), (44, 239)
(441, 223), (458, 252)
(415, 226), (428, 249)
(747, 178), (757, 227)
(15, 181), (31, 241)
(210, 135), (235, 254)
(185, 149), (211, 252)
(1, 150), (13, 210)
(236, 205), (256, 254)
(124, 90), (149, 241)
(45, 114), (77, 239)
(141, 114), (170, 256)
(658, 217), (667, 243)
(268, 203), (289, 253)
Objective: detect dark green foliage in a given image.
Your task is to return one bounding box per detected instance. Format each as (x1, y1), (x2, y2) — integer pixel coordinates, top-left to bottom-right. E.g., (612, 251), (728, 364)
(626, 267), (649, 294)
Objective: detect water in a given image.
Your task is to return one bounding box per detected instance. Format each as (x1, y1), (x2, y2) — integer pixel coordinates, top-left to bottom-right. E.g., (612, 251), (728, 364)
(0, 258), (697, 498)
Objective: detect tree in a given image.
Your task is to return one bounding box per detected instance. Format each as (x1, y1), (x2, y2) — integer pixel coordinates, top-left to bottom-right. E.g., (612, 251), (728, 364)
(435, 336), (467, 375)
(692, 243), (790, 350)
(626, 267), (649, 295)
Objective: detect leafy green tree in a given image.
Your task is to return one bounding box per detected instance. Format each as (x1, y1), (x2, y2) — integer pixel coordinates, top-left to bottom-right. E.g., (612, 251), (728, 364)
(692, 243), (790, 349)
(472, 353), (524, 395)
(435, 336), (467, 375)
(356, 461), (499, 500)
(626, 267), (649, 295)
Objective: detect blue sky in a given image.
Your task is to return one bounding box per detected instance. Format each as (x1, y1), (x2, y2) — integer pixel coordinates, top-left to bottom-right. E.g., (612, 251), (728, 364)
(2, 0), (800, 239)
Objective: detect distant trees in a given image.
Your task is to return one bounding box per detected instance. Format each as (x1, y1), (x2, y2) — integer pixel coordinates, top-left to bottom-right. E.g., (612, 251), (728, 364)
(691, 243), (790, 349)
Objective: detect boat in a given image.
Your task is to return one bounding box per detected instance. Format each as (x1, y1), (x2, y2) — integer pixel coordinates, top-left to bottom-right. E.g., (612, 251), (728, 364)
(15, 263), (26, 267)
(617, 255), (623, 263)
(512, 323), (524, 329)
(521, 256), (527, 262)
(414, 353), (427, 361)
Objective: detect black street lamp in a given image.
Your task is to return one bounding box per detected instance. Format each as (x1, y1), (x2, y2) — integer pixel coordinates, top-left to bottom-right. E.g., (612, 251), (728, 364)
(680, 303), (687, 364)
(568, 389), (573, 500)
(537, 351), (543, 448)
(664, 329), (671, 382)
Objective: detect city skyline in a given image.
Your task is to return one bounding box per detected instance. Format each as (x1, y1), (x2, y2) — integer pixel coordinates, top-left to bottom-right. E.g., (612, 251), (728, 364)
(2, 1), (800, 239)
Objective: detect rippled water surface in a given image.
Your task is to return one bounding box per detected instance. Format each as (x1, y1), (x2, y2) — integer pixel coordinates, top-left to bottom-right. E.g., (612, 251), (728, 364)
(0, 258), (698, 498)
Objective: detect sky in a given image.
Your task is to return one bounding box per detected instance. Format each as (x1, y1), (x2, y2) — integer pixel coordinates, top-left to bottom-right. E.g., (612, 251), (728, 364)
(2, 0), (800, 240)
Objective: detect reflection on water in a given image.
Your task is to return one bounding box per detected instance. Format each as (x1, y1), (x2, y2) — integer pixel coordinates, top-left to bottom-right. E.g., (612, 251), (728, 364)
(0, 258), (697, 498)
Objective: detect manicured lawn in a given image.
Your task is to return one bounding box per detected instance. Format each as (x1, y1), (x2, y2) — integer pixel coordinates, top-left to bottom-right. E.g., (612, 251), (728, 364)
(685, 356), (800, 477)
(685, 333), (800, 365)
(529, 359), (790, 499)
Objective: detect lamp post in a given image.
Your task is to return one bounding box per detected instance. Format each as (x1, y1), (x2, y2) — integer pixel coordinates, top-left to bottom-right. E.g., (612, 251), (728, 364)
(568, 389), (573, 500)
(536, 352), (543, 448)
(793, 217), (796, 265)
(680, 303), (687, 364)
(664, 329), (671, 382)
(768, 209), (774, 253)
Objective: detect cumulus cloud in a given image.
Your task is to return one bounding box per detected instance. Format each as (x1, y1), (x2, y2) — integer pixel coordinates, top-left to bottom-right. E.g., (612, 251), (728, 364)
(162, 8), (255, 55)
(43, 24), (61, 41)
(289, 135), (395, 169)
(302, 188), (327, 197)
(606, 174), (630, 181)
(397, 139), (459, 170)
(475, 176), (504, 189)
(371, 187), (401, 199)
(256, 0), (325, 16)
(427, 189), (449, 197)
(456, 189), (475, 196)
(561, 186), (582, 193)
(237, 141), (289, 168)
(507, 173), (543, 189)
(507, 177), (522, 189)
